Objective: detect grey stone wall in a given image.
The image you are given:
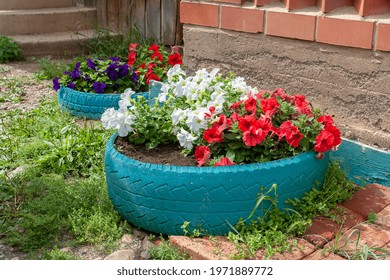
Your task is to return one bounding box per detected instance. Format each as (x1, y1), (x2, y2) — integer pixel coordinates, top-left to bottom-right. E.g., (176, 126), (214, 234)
(183, 25), (390, 150)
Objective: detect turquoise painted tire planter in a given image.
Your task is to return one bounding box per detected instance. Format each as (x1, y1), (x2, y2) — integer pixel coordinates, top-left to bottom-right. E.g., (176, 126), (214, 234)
(105, 133), (330, 236)
(57, 87), (148, 120)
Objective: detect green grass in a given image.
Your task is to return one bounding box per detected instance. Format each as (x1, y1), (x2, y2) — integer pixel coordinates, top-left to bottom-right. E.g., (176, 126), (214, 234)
(149, 239), (190, 260)
(0, 75), (28, 103)
(34, 57), (73, 81)
(0, 96), (129, 258)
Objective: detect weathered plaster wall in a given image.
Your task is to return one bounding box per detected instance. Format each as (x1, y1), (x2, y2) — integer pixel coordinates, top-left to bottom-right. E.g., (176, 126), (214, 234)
(183, 25), (390, 149)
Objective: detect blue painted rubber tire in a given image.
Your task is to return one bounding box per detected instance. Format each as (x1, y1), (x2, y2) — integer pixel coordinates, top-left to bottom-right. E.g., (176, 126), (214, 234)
(105, 134), (330, 236)
(57, 87), (148, 120)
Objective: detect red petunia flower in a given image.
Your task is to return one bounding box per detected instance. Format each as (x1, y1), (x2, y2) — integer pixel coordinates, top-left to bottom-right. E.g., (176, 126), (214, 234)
(151, 51), (163, 62)
(243, 126), (267, 147)
(278, 121), (303, 147)
(314, 125), (341, 153)
(214, 157), (236, 166)
(127, 52), (137, 66)
(204, 124), (223, 143)
(148, 44), (160, 53)
(194, 146), (211, 167)
(128, 43), (138, 52)
(230, 101), (243, 110)
(286, 130), (303, 148)
(238, 115), (256, 133)
(146, 73), (160, 85)
(216, 114), (232, 133)
(317, 115), (334, 128)
(230, 112), (240, 122)
(245, 96), (257, 113)
(168, 53), (183, 66)
(204, 106), (216, 119)
(261, 97), (280, 117)
(294, 94), (312, 116)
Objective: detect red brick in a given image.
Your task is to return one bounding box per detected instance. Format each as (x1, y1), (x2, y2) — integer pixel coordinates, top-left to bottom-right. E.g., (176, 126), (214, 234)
(212, 0), (245, 4)
(376, 23), (390, 52)
(375, 204), (390, 227)
(316, 17), (374, 49)
(355, 0), (390, 17)
(221, 6), (264, 33)
(325, 223), (390, 256)
(319, 0), (354, 13)
(256, 0), (280, 7)
(169, 236), (239, 260)
(341, 184), (390, 218)
(303, 251), (347, 260)
(283, 0), (317, 11)
(266, 11), (316, 41)
(377, 242), (390, 260)
(304, 206), (364, 248)
(180, 2), (219, 28)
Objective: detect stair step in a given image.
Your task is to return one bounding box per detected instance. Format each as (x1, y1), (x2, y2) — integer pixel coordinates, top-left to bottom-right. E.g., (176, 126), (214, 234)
(320, 0), (354, 13)
(0, 0), (75, 10)
(10, 30), (96, 56)
(355, 0), (390, 16)
(284, 0), (317, 11)
(0, 7), (97, 36)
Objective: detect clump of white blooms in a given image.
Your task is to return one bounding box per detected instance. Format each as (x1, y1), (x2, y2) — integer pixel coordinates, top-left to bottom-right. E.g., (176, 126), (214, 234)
(101, 64), (254, 150)
(158, 65), (253, 150)
(101, 88), (138, 137)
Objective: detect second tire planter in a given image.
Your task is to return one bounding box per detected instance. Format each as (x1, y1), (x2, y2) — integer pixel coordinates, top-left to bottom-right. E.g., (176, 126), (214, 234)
(105, 133), (330, 236)
(58, 87), (148, 120)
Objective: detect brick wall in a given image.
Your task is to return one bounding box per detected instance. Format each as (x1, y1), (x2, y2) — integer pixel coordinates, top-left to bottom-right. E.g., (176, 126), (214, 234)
(180, 0), (390, 51)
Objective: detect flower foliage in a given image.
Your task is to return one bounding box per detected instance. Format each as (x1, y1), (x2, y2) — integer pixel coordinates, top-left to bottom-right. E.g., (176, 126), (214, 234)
(102, 66), (341, 166)
(53, 43), (182, 94)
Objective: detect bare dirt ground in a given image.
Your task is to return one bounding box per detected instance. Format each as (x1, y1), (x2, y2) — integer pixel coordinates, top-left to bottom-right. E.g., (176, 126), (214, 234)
(0, 60), (54, 112)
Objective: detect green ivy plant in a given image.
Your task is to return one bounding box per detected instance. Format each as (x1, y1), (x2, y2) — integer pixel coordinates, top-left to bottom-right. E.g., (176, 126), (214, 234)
(0, 36), (22, 63)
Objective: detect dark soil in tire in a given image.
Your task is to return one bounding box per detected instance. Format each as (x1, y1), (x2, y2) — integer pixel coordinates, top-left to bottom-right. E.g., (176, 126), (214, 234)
(114, 136), (196, 166)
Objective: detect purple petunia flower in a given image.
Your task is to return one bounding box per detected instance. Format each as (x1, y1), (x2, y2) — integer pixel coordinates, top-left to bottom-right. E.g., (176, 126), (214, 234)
(68, 82), (75, 89)
(70, 63), (81, 79)
(53, 77), (60, 91)
(92, 82), (107, 93)
(84, 74), (92, 82)
(87, 59), (96, 69)
(118, 64), (129, 78)
(131, 71), (139, 85)
(105, 64), (118, 81)
(110, 57), (120, 62)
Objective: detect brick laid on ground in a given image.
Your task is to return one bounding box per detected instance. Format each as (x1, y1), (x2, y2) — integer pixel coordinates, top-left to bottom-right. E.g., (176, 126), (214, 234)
(375, 204), (390, 228)
(341, 184), (390, 219)
(304, 205), (364, 248)
(324, 223), (390, 256)
(303, 251), (347, 260)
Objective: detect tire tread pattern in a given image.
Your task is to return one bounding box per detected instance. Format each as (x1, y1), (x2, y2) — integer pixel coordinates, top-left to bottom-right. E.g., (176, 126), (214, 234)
(105, 133), (330, 235)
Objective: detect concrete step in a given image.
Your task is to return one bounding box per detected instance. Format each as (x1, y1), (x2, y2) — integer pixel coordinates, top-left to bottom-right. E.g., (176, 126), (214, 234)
(10, 30), (96, 56)
(0, 0), (75, 10)
(0, 7), (97, 36)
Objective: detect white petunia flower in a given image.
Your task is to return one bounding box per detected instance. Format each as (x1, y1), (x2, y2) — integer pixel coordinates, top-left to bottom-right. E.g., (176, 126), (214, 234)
(171, 108), (189, 126)
(185, 109), (208, 133)
(119, 88), (136, 110)
(176, 128), (197, 150)
(167, 64), (186, 82)
(101, 108), (119, 129)
(116, 109), (136, 137)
